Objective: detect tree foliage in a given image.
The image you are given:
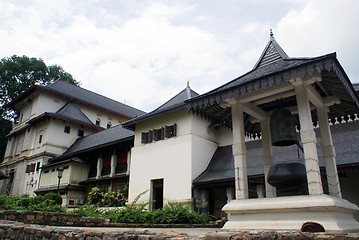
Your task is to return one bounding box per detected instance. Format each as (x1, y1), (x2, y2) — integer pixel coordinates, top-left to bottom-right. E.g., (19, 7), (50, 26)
(0, 55), (79, 121)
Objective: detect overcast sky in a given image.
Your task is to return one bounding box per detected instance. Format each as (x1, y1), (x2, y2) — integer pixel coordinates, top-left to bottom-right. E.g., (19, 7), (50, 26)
(1, 0), (358, 112)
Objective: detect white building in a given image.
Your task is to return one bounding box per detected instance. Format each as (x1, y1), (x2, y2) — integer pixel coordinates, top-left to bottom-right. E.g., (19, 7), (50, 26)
(0, 80), (144, 196)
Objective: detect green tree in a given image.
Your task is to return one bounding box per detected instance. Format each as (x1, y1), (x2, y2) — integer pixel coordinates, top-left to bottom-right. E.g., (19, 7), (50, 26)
(0, 55), (79, 121)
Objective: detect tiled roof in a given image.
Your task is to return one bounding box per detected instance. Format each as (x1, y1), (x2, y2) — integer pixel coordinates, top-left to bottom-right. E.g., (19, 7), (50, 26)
(55, 102), (94, 125)
(8, 80), (145, 119)
(48, 124), (134, 162)
(27, 102), (103, 130)
(187, 36), (359, 136)
(123, 85), (199, 130)
(193, 120), (359, 185)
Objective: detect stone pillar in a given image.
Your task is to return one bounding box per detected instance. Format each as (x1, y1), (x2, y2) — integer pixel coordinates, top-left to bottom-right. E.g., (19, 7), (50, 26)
(260, 118), (276, 198)
(256, 184), (265, 198)
(295, 83), (323, 195)
(317, 107), (342, 198)
(226, 187), (234, 203)
(96, 156), (103, 179)
(231, 102), (248, 199)
(110, 151), (116, 177)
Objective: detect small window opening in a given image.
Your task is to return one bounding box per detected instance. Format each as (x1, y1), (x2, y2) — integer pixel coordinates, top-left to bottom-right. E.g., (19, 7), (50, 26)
(154, 128), (164, 141)
(141, 132), (149, 144)
(38, 135), (43, 144)
(96, 118), (101, 126)
(107, 122), (112, 129)
(64, 126), (71, 133)
(165, 124), (177, 138)
(78, 130), (84, 137)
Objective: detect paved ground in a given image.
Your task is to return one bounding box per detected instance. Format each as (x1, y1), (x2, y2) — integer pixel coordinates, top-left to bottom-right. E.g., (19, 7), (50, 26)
(57, 226), (222, 238)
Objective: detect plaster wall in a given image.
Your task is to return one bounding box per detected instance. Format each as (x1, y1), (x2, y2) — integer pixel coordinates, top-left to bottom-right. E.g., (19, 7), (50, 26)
(129, 110), (193, 204)
(69, 162), (88, 184)
(27, 94), (66, 119)
(23, 157), (44, 197)
(79, 106), (128, 128)
(39, 164), (71, 189)
(129, 110), (230, 205)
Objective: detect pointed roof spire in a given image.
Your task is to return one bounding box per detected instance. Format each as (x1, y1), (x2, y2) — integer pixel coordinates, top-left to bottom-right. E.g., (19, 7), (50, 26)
(187, 81), (190, 87)
(252, 30), (288, 70)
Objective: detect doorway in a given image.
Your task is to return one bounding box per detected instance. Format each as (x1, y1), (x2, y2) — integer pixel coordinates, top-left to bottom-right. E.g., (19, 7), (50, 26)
(151, 179), (164, 210)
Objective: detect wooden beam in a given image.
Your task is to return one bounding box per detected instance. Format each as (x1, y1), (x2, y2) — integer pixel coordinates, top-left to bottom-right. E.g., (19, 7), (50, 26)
(242, 102), (267, 121)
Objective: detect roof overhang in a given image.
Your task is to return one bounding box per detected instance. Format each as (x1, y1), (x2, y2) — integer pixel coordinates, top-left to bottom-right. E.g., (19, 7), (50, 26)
(27, 112), (103, 131)
(187, 54), (359, 136)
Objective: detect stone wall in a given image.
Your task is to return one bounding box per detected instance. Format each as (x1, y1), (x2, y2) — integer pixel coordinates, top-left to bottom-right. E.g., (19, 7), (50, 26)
(0, 210), (109, 227)
(1, 220), (359, 240)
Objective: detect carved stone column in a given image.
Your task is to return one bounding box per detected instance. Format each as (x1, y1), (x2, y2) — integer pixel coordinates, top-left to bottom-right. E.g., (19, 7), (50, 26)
(317, 107), (342, 198)
(295, 83), (323, 195)
(231, 102), (248, 199)
(260, 118), (276, 198)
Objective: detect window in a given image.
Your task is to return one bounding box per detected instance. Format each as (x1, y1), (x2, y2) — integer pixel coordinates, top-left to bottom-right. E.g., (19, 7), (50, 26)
(154, 128), (164, 141)
(96, 118), (101, 126)
(107, 122), (112, 129)
(38, 135), (42, 144)
(78, 130), (84, 137)
(63, 165), (69, 170)
(141, 132), (149, 144)
(165, 124), (177, 138)
(26, 164), (36, 173)
(44, 170), (49, 174)
(148, 130), (153, 142)
(141, 123), (177, 144)
(64, 126), (71, 133)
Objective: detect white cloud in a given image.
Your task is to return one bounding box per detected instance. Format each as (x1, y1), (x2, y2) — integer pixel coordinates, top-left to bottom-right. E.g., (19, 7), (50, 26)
(1, 0), (358, 113)
(277, 0), (359, 82)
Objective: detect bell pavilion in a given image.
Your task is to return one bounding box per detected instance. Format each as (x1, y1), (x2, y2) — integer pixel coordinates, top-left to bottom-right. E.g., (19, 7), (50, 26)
(187, 31), (359, 231)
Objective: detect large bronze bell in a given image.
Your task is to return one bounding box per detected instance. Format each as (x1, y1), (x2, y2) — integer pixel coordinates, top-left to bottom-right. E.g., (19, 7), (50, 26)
(270, 108), (298, 146)
(267, 107), (306, 196)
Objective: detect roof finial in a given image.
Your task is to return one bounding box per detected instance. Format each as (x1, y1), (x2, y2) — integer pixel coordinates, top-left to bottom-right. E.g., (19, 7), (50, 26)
(187, 81), (190, 87)
(270, 29), (274, 38)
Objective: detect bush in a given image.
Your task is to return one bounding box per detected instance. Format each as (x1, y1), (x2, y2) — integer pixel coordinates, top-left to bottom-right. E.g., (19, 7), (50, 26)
(76, 190), (212, 224)
(87, 186), (127, 207)
(44, 192), (62, 205)
(0, 194), (65, 212)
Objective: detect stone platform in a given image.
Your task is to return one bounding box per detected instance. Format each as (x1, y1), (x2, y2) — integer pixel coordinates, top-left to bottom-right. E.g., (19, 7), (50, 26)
(223, 194), (359, 232)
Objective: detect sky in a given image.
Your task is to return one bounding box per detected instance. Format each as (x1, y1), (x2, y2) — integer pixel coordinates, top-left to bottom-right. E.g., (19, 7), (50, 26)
(1, 0), (358, 112)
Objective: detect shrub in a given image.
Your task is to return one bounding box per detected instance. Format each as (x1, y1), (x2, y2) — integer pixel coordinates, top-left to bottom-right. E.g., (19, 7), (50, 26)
(87, 186), (127, 207)
(0, 194), (65, 212)
(44, 192), (62, 205)
(87, 187), (105, 205)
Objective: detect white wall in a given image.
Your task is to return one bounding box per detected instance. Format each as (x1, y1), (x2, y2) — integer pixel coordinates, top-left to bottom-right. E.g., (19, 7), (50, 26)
(129, 109), (232, 205)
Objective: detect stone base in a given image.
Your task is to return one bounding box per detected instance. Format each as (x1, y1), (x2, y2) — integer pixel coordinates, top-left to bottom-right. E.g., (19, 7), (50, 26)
(222, 194), (359, 232)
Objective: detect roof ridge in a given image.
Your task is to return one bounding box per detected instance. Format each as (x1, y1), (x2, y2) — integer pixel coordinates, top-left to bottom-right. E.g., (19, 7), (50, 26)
(253, 32), (288, 70)
(56, 102), (95, 125)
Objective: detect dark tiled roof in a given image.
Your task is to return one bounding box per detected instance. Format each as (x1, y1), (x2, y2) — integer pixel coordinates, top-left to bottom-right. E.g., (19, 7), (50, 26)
(8, 80), (145, 119)
(56, 102), (94, 125)
(187, 36), (359, 136)
(124, 86), (199, 130)
(49, 124), (134, 162)
(27, 106), (103, 131)
(193, 120), (359, 185)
